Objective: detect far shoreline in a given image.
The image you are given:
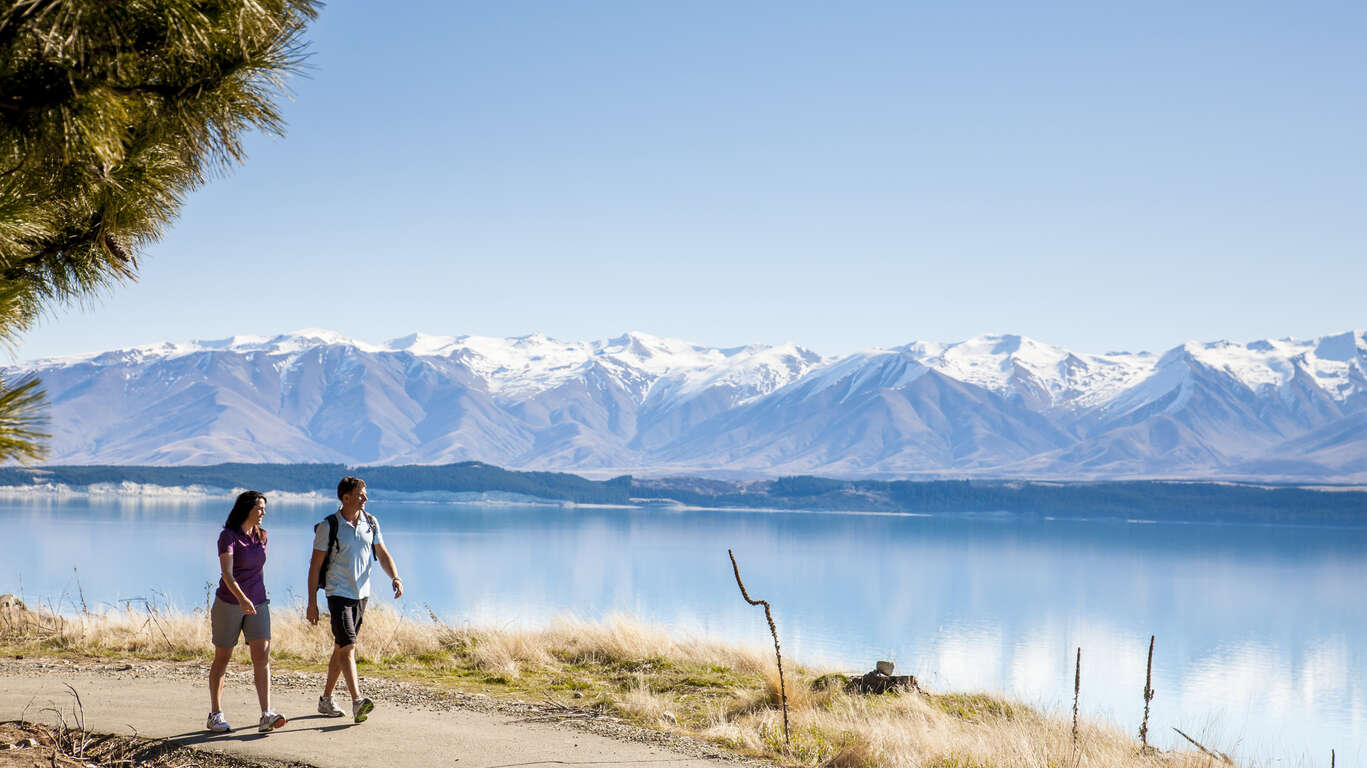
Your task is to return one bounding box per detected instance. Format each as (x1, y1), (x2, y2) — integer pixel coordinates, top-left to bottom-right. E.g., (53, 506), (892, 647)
(1, 460), (1365, 526)
(2, 472), (1367, 524)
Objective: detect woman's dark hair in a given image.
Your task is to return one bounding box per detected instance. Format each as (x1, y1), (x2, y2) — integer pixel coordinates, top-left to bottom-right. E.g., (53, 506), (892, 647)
(224, 490), (267, 531)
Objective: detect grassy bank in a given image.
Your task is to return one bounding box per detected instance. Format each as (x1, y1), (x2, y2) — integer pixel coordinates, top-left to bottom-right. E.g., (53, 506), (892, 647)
(1, 602), (1229, 768)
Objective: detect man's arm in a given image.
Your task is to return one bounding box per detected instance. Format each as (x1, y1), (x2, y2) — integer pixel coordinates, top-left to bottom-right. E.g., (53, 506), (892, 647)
(375, 541), (403, 598)
(306, 549), (326, 624)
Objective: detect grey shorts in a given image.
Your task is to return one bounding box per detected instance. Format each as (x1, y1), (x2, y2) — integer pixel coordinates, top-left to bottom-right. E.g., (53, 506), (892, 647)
(210, 598), (271, 648)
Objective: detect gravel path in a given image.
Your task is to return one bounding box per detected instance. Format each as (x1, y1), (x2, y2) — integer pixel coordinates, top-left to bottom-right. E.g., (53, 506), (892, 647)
(1, 657), (773, 768)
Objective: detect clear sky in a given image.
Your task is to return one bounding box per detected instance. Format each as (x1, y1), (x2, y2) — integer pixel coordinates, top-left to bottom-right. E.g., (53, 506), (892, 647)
(15, 1), (1367, 361)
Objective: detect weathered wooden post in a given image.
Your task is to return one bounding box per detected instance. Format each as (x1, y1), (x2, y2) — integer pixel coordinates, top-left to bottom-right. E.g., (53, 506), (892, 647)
(728, 549), (789, 745)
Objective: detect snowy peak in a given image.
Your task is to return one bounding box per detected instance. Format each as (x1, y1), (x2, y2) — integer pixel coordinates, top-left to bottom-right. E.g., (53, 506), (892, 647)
(347, 330), (823, 403)
(25, 328), (1366, 408)
(1312, 330), (1367, 363)
(18, 328), (381, 369)
(384, 332), (460, 356)
(1179, 332), (1367, 399)
(900, 333), (1155, 408)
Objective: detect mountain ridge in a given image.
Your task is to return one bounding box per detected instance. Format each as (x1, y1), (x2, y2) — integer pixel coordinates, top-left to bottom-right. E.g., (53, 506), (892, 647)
(9, 328), (1367, 480)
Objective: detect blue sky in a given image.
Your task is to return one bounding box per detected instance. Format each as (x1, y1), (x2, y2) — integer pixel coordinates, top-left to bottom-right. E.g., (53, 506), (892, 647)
(17, 1), (1367, 360)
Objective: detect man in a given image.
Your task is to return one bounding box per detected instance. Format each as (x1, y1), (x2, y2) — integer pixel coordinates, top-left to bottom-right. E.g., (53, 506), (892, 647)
(307, 476), (403, 723)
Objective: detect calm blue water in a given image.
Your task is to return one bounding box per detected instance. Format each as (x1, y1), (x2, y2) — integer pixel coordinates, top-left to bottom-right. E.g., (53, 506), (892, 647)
(6, 495), (1363, 766)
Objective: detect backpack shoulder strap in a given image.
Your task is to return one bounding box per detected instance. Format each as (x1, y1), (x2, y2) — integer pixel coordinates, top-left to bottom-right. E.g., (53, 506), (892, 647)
(365, 512), (379, 560)
(327, 512), (340, 551)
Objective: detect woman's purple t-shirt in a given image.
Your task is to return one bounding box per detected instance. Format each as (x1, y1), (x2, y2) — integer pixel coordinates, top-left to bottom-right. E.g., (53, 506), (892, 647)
(215, 528), (267, 605)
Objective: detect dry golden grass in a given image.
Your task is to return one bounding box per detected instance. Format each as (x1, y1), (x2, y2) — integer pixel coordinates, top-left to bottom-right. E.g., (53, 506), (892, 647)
(1, 603), (1246, 768)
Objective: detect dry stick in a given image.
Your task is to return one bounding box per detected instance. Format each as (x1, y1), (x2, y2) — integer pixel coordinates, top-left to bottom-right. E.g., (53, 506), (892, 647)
(73, 567), (88, 617)
(728, 548), (789, 745)
(1331, 748), (1335, 768)
(1139, 634), (1155, 750)
(1072, 646), (1081, 748)
(126, 597), (174, 650)
(64, 683), (89, 758)
(1172, 727), (1232, 764)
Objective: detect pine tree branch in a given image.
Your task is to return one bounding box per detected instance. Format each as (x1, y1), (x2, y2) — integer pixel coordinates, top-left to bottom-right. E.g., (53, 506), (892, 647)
(0, 0), (320, 349)
(0, 374), (48, 464)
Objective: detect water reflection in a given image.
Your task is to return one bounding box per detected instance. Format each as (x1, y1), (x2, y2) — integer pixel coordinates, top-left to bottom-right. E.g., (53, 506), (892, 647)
(5, 497), (1364, 764)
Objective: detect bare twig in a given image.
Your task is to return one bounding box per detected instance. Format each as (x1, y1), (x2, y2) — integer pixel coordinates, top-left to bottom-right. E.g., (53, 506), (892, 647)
(64, 683), (89, 756)
(512, 712), (596, 723)
(541, 695), (576, 712)
(1139, 635), (1155, 750)
(728, 548), (789, 745)
(1172, 727), (1232, 764)
(73, 567), (89, 616)
(121, 597), (173, 649)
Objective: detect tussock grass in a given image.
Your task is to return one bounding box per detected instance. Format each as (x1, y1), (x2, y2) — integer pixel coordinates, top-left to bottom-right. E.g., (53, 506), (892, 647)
(1, 603), (1240, 768)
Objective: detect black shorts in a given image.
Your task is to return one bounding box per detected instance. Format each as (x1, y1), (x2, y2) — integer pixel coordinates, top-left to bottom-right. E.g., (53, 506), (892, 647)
(327, 595), (367, 647)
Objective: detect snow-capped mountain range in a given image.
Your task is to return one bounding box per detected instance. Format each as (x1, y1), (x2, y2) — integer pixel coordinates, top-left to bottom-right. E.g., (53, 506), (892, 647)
(9, 328), (1367, 480)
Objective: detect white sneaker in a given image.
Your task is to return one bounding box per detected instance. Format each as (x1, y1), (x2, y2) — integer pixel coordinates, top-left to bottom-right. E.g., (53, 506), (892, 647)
(352, 697), (374, 723)
(257, 710), (286, 732)
(317, 695), (345, 717)
(206, 711), (230, 733)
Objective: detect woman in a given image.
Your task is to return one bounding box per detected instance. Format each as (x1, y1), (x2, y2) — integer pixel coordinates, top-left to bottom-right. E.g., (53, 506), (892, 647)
(207, 490), (286, 733)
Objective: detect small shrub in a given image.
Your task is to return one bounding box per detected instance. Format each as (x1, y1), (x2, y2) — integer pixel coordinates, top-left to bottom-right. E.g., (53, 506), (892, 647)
(931, 693), (1015, 722)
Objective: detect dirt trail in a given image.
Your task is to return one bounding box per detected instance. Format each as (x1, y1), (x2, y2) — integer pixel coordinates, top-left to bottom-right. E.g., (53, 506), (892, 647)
(0, 661), (747, 768)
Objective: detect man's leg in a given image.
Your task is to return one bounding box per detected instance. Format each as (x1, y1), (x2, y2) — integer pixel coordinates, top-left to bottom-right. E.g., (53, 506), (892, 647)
(323, 643), (361, 699)
(323, 596), (363, 700)
(337, 643), (361, 699)
(323, 643), (344, 697)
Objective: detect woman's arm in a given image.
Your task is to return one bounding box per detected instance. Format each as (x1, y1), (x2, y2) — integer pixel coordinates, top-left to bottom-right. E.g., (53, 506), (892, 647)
(219, 550), (256, 615)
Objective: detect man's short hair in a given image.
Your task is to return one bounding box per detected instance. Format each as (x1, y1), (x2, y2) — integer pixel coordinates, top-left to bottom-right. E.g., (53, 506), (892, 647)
(337, 476), (366, 501)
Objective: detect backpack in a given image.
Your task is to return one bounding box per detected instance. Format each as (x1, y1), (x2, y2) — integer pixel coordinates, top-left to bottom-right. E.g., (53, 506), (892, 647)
(315, 511), (379, 595)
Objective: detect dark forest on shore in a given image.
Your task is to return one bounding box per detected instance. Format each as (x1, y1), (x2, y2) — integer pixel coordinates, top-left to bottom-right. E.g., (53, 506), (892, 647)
(1, 462), (1364, 525)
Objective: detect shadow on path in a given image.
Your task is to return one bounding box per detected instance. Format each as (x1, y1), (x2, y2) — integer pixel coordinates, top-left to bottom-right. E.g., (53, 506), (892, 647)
(165, 715), (357, 746)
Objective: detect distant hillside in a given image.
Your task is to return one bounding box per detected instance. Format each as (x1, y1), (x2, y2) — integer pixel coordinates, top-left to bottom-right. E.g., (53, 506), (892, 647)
(7, 328), (1367, 481)
(0, 462), (634, 505)
(2, 462), (1363, 525)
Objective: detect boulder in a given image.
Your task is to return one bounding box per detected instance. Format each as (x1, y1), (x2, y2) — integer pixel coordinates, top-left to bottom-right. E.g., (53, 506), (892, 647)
(846, 669), (918, 695)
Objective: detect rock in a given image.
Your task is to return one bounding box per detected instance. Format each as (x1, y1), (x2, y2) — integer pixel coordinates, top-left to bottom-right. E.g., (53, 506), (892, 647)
(13, 738), (38, 749)
(876, 660), (895, 675)
(661, 711), (678, 725)
(572, 692), (583, 699)
(0, 594), (24, 610)
(846, 670), (919, 695)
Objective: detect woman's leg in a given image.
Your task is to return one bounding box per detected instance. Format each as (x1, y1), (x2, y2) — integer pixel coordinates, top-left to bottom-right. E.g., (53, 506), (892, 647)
(208, 645), (233, 713)
(248, 637), (271, 713)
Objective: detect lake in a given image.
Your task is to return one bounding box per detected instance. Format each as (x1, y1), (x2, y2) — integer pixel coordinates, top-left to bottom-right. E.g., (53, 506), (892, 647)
(5, 494), (1363, 765)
